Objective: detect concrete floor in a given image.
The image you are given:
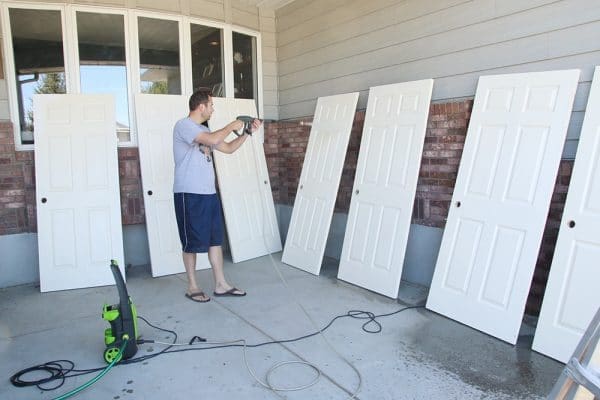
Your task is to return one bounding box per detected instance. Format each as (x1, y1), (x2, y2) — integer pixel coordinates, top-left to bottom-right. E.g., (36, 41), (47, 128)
(0, 252), (563, 400)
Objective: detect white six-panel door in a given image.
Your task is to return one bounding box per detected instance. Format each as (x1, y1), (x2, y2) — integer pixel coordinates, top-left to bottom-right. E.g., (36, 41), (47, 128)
(135, 94), (209, 277)
(426, 70), (580, 344)
(337, 80), (433, 298)
(282, 93), (359, 274)
(208, 98), (282, 263)
(34, 94), (125, 292)
(532, 66), (600, 362)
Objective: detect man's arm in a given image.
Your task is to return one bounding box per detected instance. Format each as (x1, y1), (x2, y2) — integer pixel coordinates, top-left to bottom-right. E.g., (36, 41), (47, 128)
(194, 120), (244, 146)
(215, 133), (249, 154)
(215, 119), (262, 154)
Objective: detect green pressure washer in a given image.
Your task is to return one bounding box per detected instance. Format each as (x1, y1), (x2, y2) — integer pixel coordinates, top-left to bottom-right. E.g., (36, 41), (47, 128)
(102, 260), (138, 363)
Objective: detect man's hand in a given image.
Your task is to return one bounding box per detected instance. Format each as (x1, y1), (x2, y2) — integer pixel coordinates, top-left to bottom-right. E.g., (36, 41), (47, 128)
(249, 118), (262, 134)
(230, 120), (244, 133)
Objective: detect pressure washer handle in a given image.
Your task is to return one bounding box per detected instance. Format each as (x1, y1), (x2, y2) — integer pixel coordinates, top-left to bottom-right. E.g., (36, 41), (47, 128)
(109, 260), (131, 318)
(234, 115), (259, 136)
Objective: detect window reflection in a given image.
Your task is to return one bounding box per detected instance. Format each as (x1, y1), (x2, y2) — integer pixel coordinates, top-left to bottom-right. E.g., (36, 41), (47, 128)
(190, 24), (224, 97)
(232, 32), (257, 99)
(138, 17), (181, 95)
(9, 8), (66, 144)
(77, 12), (130, 142)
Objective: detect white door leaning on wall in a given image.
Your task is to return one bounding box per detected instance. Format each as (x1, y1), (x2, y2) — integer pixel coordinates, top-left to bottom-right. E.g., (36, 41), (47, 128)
(426, 69), (580, 344)
(337, 79), (433, 298)
(34, 94), (125, 292)
(282, 92), (359, 275)
(532, 66), (600, 363)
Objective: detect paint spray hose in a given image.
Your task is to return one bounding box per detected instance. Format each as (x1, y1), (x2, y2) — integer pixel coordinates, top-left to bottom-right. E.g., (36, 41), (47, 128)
(10, 336), (129, 400)
(233, 121), (363, 398)
(52, 337), (129, 400)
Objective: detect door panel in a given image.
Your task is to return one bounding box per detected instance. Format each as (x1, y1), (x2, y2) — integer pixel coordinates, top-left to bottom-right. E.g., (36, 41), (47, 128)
(282, 93), (359, 274)
(135, 94), (209, 277)
(34, 94), (125, 292)
(533, 66), (600, 362)
(209, 98), (281, 263)
(426, 70), (580, 344)
(337, 80), (433, 297)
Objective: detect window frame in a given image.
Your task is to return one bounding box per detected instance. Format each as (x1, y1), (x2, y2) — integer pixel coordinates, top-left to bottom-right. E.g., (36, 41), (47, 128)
(69, 6), (135, 145)
(1, 2), (70, 151)
(1, 3), (263, 150)
(231, 25), (264, 118)
(185, 16), (228, 97)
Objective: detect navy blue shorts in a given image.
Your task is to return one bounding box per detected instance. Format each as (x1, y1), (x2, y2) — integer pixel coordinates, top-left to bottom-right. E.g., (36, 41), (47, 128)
(173, 193), (224, 253)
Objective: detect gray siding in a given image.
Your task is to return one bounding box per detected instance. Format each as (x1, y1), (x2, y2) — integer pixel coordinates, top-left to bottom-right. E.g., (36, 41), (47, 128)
(276, 0), (600, 157)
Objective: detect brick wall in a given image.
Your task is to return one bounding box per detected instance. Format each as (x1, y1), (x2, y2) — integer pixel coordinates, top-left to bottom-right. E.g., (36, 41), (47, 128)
(0, 102), (573, 315)
(118, 148), (145, 225)
(414, 101), (470, 227)
(0, 122), (145, 234)
(0, 122), (36, 235)
(266, 101), (471, 221)
(527, 160), (572, 315)
(264, 99), (570, 316)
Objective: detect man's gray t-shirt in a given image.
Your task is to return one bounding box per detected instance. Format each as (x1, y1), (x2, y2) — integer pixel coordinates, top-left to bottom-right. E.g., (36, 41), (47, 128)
(173, 117), (216, 194)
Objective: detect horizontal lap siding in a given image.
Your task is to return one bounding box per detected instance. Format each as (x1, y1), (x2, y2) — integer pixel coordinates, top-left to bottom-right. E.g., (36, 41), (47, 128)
(276, 0), (600, 157)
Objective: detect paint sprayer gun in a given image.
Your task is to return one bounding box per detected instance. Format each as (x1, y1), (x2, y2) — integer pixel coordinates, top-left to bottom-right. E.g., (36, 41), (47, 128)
(234, 115), (257, 136)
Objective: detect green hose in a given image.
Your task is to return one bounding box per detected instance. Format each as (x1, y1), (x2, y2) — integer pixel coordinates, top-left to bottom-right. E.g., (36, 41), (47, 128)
(52, 337), (129, 400)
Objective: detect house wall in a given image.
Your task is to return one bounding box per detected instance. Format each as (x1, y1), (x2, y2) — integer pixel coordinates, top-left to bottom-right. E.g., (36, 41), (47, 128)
(0, 0), (585, 316)
(264, 103), (573, 315)
(0, 0), (279, 120)
(0, 0), (277, 287)
(275, 0), (600, 158)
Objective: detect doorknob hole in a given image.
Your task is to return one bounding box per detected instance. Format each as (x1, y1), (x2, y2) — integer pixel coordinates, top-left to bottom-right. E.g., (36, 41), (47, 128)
(568, 220), (576, 228)
(456, 201), (461, 208)
(147, 190), (153, 196)
(41, 198), (47, 204)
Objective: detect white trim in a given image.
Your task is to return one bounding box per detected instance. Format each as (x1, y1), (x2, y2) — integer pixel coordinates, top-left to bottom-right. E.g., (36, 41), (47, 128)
(64, 6), (78, 94)
(127, 11), (141, 146)
(255, 33), (264, 118)
(181, 16), (193, 96)
(223, 26), (235, 98)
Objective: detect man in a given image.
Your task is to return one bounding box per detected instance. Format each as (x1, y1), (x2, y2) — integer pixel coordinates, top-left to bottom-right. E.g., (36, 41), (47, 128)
(173, 87), (260, 302)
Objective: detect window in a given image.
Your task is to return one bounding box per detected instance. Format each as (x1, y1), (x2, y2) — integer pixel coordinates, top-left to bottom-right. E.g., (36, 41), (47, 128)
(1, 4), (262, 148)
(138, 17), (181, 95)
(232, 32), (257, 100)
(8, 8), (66, 145)
(190, 23), (224, 96)
(76, 11), (131, 142)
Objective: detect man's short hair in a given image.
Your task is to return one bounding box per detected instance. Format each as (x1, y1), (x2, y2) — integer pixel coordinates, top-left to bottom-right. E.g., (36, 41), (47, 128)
(189, 87), (213, 111)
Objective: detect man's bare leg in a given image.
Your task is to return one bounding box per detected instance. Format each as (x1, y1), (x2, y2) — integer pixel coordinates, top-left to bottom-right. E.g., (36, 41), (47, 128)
(183, 251), (209, 301)
(208, 246), (245, 295)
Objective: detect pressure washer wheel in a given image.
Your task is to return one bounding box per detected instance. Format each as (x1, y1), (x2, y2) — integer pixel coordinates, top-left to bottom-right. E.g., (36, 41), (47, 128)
(103, 346), (122, 364)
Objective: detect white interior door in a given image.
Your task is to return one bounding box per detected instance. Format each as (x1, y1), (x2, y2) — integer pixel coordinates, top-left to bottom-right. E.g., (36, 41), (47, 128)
(34, 94), (124, 292)
(208, 98), (282, 263)
(337, 80), (433, 298)
(135, 94), (209, 277)
(282, 92), (359, 274)
(426, 70), (580, 344)
(532, 66), (600, 362)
